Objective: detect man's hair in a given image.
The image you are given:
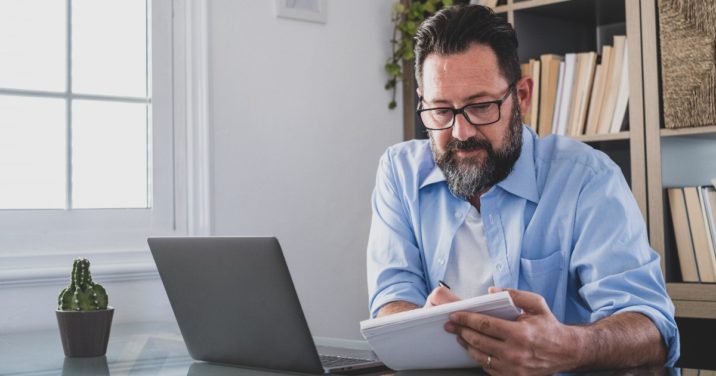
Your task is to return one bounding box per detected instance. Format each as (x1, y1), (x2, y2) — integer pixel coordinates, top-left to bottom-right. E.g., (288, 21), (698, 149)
(414, 5), (521, 88)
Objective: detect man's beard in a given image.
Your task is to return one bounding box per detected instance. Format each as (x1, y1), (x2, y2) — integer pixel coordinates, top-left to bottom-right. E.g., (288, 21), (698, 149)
(430, 99), (523, 200)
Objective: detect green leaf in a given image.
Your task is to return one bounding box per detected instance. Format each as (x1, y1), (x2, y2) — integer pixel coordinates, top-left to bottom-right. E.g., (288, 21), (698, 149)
(424, 2), (436, 13)
(442, 0), (453, 6)
(389, 101), (397, 110)
(392, 2), (405, 13)
(384, 63), (402, 76)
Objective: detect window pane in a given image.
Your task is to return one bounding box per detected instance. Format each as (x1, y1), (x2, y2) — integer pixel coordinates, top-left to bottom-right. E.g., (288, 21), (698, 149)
(72, 100), (148, 209)
(72, 0), (147, 97)
(0, 0), (66, 92)
(0, 96), (66, 209)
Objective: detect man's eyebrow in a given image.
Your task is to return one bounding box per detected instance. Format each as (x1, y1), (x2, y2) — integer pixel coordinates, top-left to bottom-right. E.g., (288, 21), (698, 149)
(424, 90), (493, 106)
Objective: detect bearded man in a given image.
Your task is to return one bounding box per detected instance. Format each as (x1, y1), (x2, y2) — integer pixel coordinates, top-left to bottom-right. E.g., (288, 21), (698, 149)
(366, 5), (678, 374)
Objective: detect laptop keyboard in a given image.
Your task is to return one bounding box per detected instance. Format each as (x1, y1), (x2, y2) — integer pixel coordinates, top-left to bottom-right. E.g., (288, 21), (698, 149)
(319, 354), (372, 368)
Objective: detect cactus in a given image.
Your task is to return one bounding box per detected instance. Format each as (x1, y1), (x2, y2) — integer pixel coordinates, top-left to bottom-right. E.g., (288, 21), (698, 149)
(58, 258), (108, 311)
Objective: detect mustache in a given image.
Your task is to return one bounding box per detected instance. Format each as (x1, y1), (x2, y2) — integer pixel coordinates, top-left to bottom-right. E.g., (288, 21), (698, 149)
(445, 137), (493, 153)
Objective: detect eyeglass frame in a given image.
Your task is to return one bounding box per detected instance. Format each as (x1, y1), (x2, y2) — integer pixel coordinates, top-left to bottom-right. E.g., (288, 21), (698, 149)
(416, 82), (517, 131)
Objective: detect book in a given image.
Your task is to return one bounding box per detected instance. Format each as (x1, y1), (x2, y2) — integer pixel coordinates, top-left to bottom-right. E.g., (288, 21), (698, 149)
(360, 291), (521, 370)
(555, 54), (576, 136)
(585, 46), (612, 135)
(703, 186), (716, 254)
(597, 36), (627, 134)
(684, 187), (716, 282)
(529, 59), (541, 131)
(552, 61), (567, 135)
(538, 54), (563, 137)
(609, 42), (629, 134)
(668, 188), (700, 282)
(568, 52), (597, 136)
(521, 62), (532, 126)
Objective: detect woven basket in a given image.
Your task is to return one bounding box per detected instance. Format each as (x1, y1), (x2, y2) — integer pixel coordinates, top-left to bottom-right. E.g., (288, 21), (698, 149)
(658, 0), (716, 129)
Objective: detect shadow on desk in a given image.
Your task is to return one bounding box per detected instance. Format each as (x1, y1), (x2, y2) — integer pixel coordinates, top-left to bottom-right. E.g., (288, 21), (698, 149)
(187, 362), (681, 376)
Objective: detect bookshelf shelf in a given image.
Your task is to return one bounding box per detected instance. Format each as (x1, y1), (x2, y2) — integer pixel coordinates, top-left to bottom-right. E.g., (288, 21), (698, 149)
(671, 289), (716, 319)
(660, 125), (716, 138)
(667, 283), (716, 302)
(573, 131), (629, 142)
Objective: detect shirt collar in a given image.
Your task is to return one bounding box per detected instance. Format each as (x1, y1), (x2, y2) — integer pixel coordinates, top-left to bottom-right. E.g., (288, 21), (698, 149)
(418, 126), (539, 204)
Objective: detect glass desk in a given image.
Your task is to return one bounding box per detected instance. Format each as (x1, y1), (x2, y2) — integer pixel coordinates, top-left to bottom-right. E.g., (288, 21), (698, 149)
(0, 321), (699, 375)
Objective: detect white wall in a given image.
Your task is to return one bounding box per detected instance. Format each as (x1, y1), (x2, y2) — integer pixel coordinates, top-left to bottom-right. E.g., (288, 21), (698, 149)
(209, 1), (402, 339)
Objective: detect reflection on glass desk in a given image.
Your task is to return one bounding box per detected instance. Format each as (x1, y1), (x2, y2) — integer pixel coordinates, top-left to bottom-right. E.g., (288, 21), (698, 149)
(0, 321), (703, 375)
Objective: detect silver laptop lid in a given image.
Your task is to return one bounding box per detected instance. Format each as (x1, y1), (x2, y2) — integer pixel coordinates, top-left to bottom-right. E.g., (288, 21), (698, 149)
(149, 236), (325, 374)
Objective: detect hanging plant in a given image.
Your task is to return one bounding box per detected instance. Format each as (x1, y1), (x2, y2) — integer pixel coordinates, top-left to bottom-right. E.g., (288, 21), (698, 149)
(385, 0), (453, 109)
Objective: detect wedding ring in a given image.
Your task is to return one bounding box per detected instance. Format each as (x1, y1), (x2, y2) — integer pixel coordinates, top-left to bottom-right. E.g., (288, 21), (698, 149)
(487, 355), (492, 369)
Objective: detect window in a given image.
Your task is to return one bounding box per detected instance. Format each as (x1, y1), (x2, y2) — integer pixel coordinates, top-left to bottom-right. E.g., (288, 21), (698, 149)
(0, 0), (179, 253)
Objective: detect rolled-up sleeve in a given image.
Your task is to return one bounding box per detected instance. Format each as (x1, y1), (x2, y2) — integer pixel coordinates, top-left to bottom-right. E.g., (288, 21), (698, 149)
(571, 164), (680, 366)
(367, 151), (428, 318)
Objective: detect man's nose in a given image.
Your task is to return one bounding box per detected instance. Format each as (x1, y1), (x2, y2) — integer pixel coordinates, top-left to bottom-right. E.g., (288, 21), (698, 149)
(451, 113), (477, 141)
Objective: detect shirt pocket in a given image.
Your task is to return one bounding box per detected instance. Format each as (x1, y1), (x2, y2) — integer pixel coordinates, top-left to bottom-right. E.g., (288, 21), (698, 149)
(519, 250), (564, 309)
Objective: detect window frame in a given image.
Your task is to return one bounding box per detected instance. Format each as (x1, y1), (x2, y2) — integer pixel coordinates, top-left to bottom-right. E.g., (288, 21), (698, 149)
(0, 0), (186, 256)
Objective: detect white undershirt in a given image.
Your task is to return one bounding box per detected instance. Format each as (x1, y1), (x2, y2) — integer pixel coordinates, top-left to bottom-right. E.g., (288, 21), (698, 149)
(442, 206), (494, 299)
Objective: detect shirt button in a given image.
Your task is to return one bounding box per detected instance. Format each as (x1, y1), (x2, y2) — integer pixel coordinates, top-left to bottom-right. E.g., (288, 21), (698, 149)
(455, 211), (462, 219)
(438, 257), (445, 265)
(496, 263), (503, 271)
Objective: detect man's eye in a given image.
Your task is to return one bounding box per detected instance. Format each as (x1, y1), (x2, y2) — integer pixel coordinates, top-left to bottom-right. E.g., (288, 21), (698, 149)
(468, 104), (493, 114)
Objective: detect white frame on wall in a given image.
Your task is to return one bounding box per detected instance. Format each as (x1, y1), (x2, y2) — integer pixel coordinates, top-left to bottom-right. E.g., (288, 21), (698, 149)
(274, 0), (327, 24)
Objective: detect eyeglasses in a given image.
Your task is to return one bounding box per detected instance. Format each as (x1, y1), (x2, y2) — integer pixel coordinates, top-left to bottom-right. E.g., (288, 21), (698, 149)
(417, 83), (515, 131)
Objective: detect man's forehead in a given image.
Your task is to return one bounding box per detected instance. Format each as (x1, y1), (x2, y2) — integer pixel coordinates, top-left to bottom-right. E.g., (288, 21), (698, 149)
(421, 44), (507, 102)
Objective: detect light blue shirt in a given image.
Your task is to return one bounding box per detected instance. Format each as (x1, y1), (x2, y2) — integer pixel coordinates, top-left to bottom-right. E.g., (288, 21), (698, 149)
(366, 126), (679, 366)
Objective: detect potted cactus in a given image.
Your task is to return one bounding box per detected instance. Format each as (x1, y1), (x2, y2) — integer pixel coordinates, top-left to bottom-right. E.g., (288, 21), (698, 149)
(56, 258), (114, 357)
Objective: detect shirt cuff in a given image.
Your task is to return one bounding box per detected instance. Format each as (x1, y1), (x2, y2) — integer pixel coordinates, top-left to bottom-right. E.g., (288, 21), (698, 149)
(370, 282), (427, 318)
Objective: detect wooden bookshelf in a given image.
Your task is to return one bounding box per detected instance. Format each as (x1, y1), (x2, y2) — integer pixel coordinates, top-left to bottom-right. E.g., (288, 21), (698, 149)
(640, 0), (716, 320)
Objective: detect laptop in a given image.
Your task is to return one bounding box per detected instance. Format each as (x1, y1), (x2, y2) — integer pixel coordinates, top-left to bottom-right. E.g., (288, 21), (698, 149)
(148, 236), (383, 374)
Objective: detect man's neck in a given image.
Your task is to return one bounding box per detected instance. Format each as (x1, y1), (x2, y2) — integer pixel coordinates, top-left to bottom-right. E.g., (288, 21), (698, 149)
(468, 187), (491, 212)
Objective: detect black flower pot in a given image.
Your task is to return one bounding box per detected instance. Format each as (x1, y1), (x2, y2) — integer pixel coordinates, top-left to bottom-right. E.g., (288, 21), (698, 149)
(56, 307), (114, 357)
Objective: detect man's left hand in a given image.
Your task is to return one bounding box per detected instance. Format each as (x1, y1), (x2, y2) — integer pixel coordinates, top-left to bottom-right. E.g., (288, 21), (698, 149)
(445, 287), (581, 375)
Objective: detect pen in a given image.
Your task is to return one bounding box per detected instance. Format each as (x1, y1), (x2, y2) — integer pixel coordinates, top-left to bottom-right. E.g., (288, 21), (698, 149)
(438, 280), (451, 289)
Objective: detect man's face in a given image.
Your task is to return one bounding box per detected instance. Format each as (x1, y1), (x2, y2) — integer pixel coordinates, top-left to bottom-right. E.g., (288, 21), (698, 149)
(419, 43), (529, 200)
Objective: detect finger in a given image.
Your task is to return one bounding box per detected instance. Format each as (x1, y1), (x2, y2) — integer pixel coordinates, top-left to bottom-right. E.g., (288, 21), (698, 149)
(488, 286), (503, 294)
(446, 322), (508, 357)
(499, 288), (550, 315)
(425, 286), (461, 307)
(448, 311), (518, 340)
(459, 338), (499, 374)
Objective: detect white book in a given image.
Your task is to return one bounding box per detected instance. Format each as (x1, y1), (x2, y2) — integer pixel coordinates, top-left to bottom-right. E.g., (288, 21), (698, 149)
(698, 187), (716, 271)
(530, 60), (541, 131)
(556, 54), (577, 136)
(702, 187), (716, 260)
(609, 43), (629, 133)
(552, 61), (566, 135)
(360, 291), (521, 370)
(597, 36), (627, 134)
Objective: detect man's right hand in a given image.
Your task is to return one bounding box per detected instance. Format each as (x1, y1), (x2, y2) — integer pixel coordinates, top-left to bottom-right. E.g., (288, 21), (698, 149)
(375, 286), (462, 317)
(424, 286), (461, 308)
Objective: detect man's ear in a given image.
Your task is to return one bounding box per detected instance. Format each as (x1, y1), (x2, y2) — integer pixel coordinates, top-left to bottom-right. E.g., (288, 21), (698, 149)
(516, 76), (533, 117)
